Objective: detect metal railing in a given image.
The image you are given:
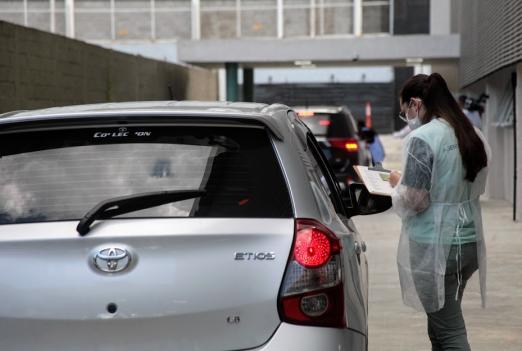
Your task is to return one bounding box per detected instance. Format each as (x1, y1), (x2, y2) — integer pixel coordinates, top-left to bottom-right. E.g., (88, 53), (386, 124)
(0, 0), (391, 41)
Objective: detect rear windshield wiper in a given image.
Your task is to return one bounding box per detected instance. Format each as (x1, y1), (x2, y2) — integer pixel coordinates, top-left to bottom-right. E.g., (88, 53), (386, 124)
(77, 189), (206, 236)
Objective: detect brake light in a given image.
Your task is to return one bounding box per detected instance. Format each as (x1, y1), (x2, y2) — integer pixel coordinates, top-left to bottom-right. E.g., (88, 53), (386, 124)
(328, 138), (359, 152)
(345, 141), (359, 151)
(278, 219), (345, 328)
(319, 119), (331, 126)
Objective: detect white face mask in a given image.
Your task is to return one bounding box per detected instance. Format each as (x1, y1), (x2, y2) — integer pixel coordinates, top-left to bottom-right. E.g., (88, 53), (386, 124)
(399, 99), (423, 130)
(407, 115), (422, 130)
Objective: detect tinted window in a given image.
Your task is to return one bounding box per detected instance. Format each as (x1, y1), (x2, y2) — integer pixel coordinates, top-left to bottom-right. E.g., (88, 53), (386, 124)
(305, 136), (345, 215)
(0, 125), (292, 224)
(298, 112), (355, 138)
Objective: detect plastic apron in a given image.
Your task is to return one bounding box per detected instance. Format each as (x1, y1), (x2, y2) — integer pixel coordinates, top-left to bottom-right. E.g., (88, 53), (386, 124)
(392, 118), (490, 313)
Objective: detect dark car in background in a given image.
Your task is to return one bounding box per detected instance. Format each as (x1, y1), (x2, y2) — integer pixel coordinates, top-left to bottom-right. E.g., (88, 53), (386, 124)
(294, 106), (372, 185)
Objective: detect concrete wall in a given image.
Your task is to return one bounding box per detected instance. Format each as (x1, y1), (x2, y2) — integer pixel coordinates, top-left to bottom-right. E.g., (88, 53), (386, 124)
(0, 21), (218, 113)
(178, 34), (460, 66)
(466, 65), (522, 221)
(484, 71), (515, 203)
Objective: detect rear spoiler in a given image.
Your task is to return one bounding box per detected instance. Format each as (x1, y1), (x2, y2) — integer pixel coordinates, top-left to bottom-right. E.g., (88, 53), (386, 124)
(0, 110), (285, 141)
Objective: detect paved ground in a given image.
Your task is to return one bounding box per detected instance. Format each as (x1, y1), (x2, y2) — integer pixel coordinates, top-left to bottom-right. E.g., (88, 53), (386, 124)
(352, 135), (522, 351)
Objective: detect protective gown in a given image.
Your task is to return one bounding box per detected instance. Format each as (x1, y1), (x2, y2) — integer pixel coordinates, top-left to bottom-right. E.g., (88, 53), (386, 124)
(392, 118), (491, 313)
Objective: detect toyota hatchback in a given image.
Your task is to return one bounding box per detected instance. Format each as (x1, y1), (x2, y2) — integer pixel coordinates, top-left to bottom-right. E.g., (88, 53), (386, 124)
(0, 101), (390, 351)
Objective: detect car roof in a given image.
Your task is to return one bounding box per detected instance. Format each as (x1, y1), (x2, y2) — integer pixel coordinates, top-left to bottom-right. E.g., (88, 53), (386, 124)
(0, 101), (292, 140)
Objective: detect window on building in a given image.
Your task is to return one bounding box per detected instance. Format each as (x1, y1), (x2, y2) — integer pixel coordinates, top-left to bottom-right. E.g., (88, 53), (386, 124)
(241, 0), (278, 38)
(321, 0), (354, 36)
(201, 0), (237, 39)
(362, 0), (390, 34)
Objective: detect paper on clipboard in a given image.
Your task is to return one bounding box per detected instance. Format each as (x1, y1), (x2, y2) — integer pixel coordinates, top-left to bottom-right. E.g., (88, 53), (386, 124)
(353, 165), (394, 197)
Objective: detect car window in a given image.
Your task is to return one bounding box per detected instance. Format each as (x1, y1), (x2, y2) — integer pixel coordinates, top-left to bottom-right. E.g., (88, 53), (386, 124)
(0, 125), (293, 224)
(298, 112), (355, 138)
(301, 134), (346, 216)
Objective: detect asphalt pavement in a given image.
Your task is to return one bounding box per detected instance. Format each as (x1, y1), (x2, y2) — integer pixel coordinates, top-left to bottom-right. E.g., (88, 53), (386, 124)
(352, 135), (522, 351)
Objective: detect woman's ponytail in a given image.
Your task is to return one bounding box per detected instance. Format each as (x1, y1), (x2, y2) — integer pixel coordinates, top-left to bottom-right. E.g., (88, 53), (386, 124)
(401, 73), (488, 182)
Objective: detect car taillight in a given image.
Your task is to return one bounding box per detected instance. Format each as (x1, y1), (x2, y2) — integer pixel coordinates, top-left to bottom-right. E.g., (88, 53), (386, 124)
(328, 138), (359, 152)
(278, 219), (345, 328)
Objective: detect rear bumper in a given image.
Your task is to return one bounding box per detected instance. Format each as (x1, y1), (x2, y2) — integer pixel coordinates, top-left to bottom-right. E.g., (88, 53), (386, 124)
(254, 323), (366, 351)
(0, 320), (365, 351)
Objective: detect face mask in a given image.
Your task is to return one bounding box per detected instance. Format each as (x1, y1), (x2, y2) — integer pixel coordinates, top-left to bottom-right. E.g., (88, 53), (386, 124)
(407, 115), (422, 130)
(399, 100), (422, 130)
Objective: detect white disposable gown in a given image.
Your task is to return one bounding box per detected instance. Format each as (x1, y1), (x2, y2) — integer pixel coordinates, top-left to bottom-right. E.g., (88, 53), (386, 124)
(392, 118), (491, 313)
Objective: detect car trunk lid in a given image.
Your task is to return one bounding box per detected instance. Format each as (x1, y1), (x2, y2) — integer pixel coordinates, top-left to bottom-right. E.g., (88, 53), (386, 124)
(0, 218), (294, 351)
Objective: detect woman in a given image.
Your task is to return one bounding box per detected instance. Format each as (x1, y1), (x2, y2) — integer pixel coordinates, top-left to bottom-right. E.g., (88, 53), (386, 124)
(388, 73), (491, 351)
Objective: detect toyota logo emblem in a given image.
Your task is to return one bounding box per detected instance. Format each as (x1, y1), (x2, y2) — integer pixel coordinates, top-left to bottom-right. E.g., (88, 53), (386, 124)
(93, 247), (132, 273)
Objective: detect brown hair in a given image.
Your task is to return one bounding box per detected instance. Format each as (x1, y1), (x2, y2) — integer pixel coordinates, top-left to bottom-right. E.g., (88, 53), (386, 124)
(400, 73), (487, 182)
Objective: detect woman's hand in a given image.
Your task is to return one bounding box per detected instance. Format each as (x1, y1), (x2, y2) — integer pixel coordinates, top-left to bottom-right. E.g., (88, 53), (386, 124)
(389, 170), (401, 188)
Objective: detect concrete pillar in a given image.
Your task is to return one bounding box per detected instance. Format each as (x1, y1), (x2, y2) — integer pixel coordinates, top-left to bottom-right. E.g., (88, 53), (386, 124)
(310, 0), (316, 37)
(65, 0), (75, 38)
(225, 63), (239, 102)
(150, 0), (156, 40)
(277, 0), (284, 38)
(354, 0), (362, 36)
(242, 68), (254, 102)
(236, 0), (241, 37)
(515, 63), (522, 222)
(50, 0), (56, 33)
(191, 0), (201, 40)
(110, 0), (115, 40)
(218, 69), (227, 101)
(23, 0), (28, 26)
(430, 0), (451, 35)
(484, 78), (503, 200)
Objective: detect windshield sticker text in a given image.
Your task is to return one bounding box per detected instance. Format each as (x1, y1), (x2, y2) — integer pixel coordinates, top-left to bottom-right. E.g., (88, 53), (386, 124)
(93, 128), (152, 138)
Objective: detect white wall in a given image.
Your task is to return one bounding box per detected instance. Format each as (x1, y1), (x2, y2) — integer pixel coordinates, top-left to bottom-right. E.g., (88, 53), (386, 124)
(477, 68), (516, 208)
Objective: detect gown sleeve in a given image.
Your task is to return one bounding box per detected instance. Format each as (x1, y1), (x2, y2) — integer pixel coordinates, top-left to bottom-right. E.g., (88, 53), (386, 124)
(392, 137), (434, 219)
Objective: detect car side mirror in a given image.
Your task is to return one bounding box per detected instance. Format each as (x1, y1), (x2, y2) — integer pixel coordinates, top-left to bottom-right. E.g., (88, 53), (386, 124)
(344, 183), (392, 216)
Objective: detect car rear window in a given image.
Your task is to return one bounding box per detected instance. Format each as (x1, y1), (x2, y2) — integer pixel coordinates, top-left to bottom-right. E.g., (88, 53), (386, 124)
(0, 125), (293, 224)
(298, 112), (355, 138)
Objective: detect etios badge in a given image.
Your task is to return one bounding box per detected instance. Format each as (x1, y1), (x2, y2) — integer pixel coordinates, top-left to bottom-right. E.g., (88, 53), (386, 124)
(93, 247), (131, 273)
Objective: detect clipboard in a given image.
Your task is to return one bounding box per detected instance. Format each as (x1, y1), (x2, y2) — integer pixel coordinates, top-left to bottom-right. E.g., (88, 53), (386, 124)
(354, 165), (394, 197)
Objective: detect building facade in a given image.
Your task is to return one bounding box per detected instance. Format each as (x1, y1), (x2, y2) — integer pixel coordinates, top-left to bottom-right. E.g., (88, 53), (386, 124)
(459, 0), (522, 221)
(0, 0), (463, 135)
(0, 0), (393, 42)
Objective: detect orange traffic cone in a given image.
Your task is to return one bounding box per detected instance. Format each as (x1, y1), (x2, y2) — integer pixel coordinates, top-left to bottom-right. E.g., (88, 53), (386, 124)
(365, 101), (372, 129)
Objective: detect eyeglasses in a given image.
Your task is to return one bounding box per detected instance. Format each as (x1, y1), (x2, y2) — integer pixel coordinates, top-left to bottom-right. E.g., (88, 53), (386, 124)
(398, 111), (408, 123)
(399, 98), (420, 123)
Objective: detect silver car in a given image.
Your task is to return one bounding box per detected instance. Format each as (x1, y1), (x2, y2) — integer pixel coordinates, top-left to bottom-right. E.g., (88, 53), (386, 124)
(0, 101), (390, 351)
